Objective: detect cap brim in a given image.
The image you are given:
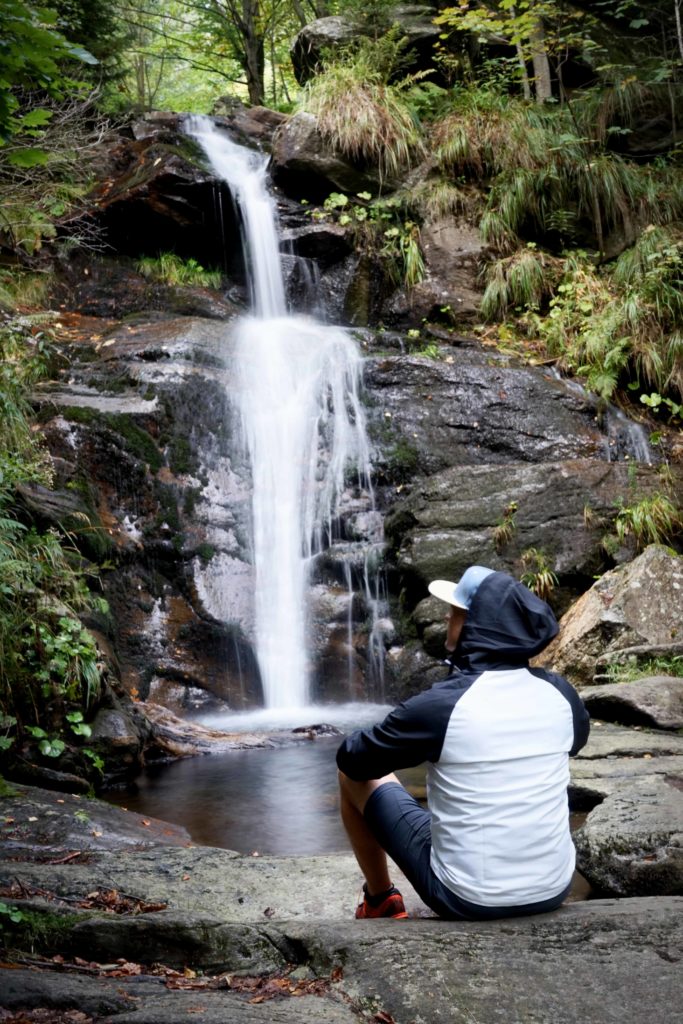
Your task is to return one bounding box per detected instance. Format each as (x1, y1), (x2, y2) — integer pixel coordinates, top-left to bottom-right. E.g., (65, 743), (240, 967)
(428, 579), (467, 609)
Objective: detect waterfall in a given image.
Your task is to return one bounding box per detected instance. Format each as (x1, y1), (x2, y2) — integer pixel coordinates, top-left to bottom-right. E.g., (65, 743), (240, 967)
(186, 116), (377, 710)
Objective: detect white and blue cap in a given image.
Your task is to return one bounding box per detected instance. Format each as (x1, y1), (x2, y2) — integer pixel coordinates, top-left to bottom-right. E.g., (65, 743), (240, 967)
(428, 565), (495, 611)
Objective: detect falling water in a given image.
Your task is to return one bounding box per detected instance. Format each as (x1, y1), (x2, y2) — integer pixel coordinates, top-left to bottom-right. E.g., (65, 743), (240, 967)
(186, 116), (376, 709)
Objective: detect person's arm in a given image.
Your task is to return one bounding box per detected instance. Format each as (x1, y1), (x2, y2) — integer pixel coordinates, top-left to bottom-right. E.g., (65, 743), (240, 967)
(530, 668), (590, 755)
(336, 685), (454, 781)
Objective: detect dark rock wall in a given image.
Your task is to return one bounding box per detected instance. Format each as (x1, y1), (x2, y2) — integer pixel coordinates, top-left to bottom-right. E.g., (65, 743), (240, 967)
(34, 112), (677, 724)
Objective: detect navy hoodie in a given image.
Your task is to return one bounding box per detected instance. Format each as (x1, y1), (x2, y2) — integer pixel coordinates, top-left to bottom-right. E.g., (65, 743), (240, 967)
(337, 572), (590, 907)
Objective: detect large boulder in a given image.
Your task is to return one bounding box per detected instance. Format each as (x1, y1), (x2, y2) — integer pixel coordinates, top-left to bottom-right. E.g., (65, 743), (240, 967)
(270, 112), (381, 200)
(291, 7), (442, 85)
(573, 776), (683, 897)
(544, 546), (683, 685)
(364, 349), (609, 476)
(290, 16), (356, 84)
(384, 460), (668, 617)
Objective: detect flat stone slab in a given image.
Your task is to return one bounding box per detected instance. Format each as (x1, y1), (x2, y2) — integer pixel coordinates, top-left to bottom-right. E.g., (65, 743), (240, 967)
(581, 676), (683, 729)
(2, 785), (683, 1023)
(571, 754), (683, 797)
(1, 899), (681, 1024)
(574, 721), (683, 759)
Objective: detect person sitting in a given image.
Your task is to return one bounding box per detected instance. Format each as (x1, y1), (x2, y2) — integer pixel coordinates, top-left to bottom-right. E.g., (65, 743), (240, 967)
(337, 565), (590, 920)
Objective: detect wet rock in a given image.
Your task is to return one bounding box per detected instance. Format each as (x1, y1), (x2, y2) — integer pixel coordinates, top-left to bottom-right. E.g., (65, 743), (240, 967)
(270, 113), (381, 201)
(279, 222), (352, 267)
(54, 256), (238, 321)
(141, 703), (272, 758)
(89, 706), (147, 775)
(291, 7), (442, 86)
(384, 460), (666, 616)
(574, 776), (683, 896)
(0, 783), (191, 860)
(544, 546), (683, 685)
(364, 351), (607, 476)
(580, 676), (683, 730)
(13, 480), (110, 562)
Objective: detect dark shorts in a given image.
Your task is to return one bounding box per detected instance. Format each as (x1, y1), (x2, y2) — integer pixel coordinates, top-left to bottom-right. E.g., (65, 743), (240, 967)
(364, 781), (571, 921)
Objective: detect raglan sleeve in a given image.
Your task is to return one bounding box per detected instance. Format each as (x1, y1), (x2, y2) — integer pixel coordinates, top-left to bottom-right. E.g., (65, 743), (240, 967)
(336, 686), (453, 781)
(530, 668), (590, 755)
(567, 685), (590, 756)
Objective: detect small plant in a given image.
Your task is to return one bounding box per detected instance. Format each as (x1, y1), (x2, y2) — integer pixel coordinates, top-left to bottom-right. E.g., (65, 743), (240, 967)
(25, 726), (66, 758)
(520, 548), (559, 601)
(312, 191), (426, 289)
(493, 501), (518, 551)
(0, 901), (24, 928)
(136, 253), (222, 289)
(606, 655), (683, 685)
(614, 493), (682, 551)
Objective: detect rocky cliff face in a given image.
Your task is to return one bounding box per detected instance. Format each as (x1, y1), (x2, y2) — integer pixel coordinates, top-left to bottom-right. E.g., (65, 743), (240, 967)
(31, 111), (680, 738)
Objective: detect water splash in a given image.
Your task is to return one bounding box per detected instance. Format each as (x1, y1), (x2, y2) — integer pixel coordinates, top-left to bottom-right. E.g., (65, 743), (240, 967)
(186, 115), (378, 709)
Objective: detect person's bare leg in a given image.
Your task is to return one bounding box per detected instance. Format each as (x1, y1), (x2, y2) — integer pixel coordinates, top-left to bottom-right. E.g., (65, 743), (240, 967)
(338, 770), (401, 895)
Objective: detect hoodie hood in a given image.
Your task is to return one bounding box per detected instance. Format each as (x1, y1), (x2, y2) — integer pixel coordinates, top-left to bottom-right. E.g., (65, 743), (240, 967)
(449, 571), (558, 672)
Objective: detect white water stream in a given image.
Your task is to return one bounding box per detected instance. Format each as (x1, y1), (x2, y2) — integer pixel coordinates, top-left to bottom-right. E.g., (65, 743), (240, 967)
(186, 116), (376, 710)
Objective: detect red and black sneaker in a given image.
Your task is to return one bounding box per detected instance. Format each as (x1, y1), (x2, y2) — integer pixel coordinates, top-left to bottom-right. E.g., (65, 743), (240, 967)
(355, 884), (408, 919)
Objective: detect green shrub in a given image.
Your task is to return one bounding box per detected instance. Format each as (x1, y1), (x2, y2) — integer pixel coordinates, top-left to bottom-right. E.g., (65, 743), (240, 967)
(614, 494), (682, 551)
(0, 320), (104, 762)
(136, 253), (222, 289)
(301, 42), (425, 181)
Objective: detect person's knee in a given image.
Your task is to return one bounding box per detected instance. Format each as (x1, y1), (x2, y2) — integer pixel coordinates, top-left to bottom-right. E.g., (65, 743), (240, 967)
(338, 770), (400, 815)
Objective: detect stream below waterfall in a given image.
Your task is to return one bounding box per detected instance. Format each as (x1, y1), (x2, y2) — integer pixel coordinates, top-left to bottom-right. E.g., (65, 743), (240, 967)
(104, 737), (591, 900)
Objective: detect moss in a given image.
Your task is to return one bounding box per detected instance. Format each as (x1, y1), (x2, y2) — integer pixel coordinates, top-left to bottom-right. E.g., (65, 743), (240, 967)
(0, 775), (18, 798)
(153, 481), (180, 531)
(387, 439), (419, 481)
(85, 375), (132, 395)
(62, 405), (100, 426)
(168, 436), (196, 476)
(1, 904), (83, 954)
(196, 543), (215, 563)
(109, 415), (163, 472)
(63, 408), (163, 472)
(183, 487), (201, 517)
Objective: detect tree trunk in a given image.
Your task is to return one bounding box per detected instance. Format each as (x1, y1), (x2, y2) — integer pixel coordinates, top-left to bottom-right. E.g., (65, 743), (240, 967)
(530, 19), (552, 103)
(242, 0), (265, 105)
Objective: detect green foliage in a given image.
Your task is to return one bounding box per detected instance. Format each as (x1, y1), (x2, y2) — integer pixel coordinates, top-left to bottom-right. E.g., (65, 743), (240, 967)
(0, 0), (96, 144)
(0, 319), (104, 767)
(432, 88), (682, 256)
(0, 901), (25, 927)
(493, 500), (518, 551)
(607, 654), (683, 685)
(301, 40), (426, 181)
(311, 191), (426, 289)
(520, 229), (683, 403)
(136, 252), (222, 289)
(613, 494), (683, 551)
(481, 247), (561, 320)
(0, 271), (54, 312)
(410, 177), (470, 222)
(520, 548), (559, 601)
